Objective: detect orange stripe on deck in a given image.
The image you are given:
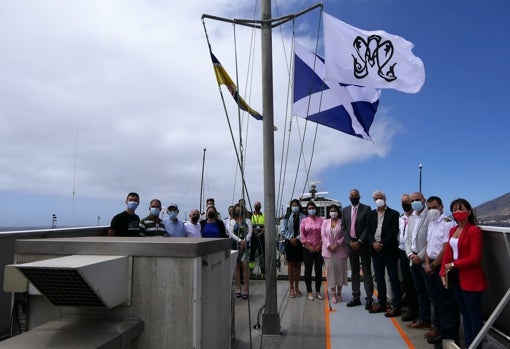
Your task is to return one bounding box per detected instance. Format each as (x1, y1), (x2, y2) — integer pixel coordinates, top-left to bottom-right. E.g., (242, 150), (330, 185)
(390, 317), (415, 349)
(372, 289), (415, 348)
(324, 277), (414, 349)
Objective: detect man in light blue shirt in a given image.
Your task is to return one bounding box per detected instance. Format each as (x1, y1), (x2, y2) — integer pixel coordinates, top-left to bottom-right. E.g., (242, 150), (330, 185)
(163, 203), (186, 237)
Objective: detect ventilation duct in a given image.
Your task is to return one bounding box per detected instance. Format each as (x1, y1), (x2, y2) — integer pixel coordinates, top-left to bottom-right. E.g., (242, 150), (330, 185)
(12, 255), (130, 308)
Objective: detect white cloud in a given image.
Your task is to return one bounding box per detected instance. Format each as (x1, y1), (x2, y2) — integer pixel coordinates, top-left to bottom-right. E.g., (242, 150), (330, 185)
(0, 1), (401, 225)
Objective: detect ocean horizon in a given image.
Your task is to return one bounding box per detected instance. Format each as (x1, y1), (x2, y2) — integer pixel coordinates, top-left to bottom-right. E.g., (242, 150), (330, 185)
(0, 225), (93, 232)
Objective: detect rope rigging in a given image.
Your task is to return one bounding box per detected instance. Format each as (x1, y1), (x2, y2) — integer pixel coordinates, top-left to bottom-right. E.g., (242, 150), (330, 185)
(202, 5), (325, 217)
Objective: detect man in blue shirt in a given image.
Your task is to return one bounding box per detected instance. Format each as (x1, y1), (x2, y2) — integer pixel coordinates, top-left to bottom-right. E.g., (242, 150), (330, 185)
(163, 203), (186, 237)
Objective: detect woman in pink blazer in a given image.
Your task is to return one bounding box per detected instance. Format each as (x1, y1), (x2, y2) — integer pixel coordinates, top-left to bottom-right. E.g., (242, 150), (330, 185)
(321, 204), (349, 303)
(441, 198), (488, 349)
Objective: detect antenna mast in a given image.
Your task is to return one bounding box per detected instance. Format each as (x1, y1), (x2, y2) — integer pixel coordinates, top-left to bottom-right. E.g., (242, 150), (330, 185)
(199, 148), (206, 214)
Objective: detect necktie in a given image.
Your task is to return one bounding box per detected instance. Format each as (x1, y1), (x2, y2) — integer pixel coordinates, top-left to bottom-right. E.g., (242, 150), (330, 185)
(350, 206), (357, 238)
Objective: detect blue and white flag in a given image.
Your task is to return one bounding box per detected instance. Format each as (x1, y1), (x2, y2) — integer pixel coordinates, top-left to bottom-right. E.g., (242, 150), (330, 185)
(323, 12), (425, 94)
(293, 41), (380, 140)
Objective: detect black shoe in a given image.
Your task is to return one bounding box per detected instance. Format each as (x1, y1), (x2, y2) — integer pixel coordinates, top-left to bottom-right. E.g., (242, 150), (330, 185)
(384, 307), (402, 317)
(401, 312), (418, 322)
(427, 335), (442, 345)
(346, 298), (361, 307)
(364, 299), (373, 310)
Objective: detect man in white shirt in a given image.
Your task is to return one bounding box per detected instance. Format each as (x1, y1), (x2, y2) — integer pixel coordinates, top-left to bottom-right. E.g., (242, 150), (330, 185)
(424, 196), (460, 344)
(399, 194), (419, 322)
(184, 209), (202, 238)
(405, 192), (432, 329)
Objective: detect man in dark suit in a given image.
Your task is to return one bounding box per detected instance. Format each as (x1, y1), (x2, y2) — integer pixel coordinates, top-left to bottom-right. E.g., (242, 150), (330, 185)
(366, 190), (402, 317)
(341, 189), (374, 309)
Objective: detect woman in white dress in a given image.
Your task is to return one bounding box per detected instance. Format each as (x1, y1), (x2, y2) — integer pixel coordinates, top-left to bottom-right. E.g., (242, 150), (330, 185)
(321, 204), (349, 303)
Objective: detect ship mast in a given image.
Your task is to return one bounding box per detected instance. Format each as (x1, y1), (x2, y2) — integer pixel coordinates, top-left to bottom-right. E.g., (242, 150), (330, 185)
(202, 1), (323, 336)
(260, 0), (279, 335)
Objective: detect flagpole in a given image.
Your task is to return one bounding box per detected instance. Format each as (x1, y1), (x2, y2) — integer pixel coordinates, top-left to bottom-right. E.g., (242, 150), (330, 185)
(261, 0), (280, 335)
(202, 2), (323, 337)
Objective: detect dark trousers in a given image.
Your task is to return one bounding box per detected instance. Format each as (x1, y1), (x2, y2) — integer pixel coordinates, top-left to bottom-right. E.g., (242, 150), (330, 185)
(425, 266), (460, 341)
(410, 262), (431, 323)
(249, 233), (265, 272)
(303, 248), (323, 293)
(453, 282), (483, 349)
(372, 250), (401, 308)
(348, 246), (374, 301)
(399, 250), (419, 316)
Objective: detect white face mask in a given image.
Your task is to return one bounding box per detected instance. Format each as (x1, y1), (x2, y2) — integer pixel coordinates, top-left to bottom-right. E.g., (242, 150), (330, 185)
(330, 211), (338, 218)
(428, 209), (441, 220)
(375, 199), (385, 208)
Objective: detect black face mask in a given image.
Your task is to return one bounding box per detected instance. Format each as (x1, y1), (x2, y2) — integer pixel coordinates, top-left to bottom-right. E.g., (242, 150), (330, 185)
(207, 212), (216, 219)
(349, 197), (360, 206)
(191, 216), (199, 223)
(254, 206), (261, 212)
(402, 203), (412, 213)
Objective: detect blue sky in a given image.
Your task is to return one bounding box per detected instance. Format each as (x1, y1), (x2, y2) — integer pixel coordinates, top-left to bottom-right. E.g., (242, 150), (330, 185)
(1, 0), (508, 228)
(318, 0), (509, 213)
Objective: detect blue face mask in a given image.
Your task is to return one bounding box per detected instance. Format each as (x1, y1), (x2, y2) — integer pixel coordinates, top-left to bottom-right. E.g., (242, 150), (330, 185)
(291, 206), (300, 213)
(168, 211), (178, 220)
(412, 201), (424, 212)
(307, 209), (316, 216)
(150, 208), (161, 216)
(127, 201), (139, 211)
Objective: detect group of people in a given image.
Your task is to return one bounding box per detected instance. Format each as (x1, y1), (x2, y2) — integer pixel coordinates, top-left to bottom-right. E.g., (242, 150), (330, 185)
(280, 189), (487, 349)
(109, 190), (488, 349)
(108, 193), (266, 300)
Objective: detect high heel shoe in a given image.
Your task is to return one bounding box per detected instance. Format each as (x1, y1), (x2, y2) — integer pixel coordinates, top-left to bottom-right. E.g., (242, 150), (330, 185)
(289, 287), (296, 298)
(331, 291), (337, 304)
(295, 287), (302, 297)
(242, 289), (249, 299)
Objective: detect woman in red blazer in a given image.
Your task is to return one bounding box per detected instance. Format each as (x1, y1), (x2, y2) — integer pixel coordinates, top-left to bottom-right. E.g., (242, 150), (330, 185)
(441, 198), (487, 349)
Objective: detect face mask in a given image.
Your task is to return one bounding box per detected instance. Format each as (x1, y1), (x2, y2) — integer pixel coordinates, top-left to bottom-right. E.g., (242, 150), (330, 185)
(168, 211), (177, 220)
(330, 211), (338, 218)
(401, 203), (412, 213)
(412, 201), (424, 212)
(453, 211), (469, 222)
(291, 206), (300, 213)
(307, 209), (316, 216)
(349, 197), (360, 206)
(127, 201), (139, 211)
(254, 206), (261, 212)
(375, 199), (385, 208)
(428, 209), (440, 220)
(191, 216), (199, 223)
(150, 207), (161, 216)
(207, 212), (216, 219)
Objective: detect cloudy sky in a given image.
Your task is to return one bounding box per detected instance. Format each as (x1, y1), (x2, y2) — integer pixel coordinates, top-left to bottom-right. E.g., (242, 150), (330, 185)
(1, 0), (509, 228)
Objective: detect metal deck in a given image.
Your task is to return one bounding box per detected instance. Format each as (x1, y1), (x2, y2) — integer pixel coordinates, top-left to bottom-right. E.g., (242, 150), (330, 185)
(233, 278), (440, 349)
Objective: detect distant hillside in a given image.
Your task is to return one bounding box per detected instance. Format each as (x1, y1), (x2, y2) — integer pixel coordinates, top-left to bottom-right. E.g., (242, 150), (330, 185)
(475, 192), (510, 225)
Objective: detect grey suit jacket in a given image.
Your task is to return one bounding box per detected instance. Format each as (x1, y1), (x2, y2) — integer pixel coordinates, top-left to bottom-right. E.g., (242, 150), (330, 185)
(341, 203), (371, 244)
(405, 208), (430, 262)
